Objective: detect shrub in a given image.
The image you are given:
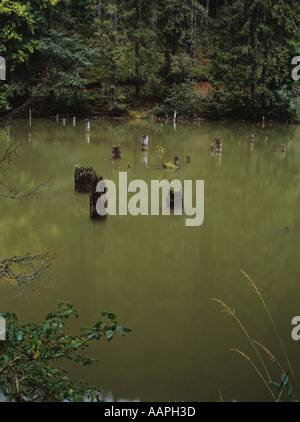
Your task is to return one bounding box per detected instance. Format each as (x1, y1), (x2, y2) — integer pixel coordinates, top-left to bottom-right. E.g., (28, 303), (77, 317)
(152, 80), (205, 118)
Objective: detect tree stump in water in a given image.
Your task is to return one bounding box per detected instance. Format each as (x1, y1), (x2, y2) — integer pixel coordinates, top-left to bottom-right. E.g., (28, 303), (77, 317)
(75, 166), (97, 193)
(90, 174), (107, 220)
(167, 188), (183, 210)
(142, 135), (148, 151)
(112, 145), (122, 159)
(215, 137), (222, 153)
(174, 153), (179, 167)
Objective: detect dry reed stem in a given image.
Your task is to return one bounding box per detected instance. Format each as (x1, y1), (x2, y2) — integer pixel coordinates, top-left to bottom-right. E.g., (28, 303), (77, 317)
(240, 270), (296, 384)
(212, 297), (273, 383)
(240, 270), (262, 298)
(217, 389), (224, 402)
(212, 299), (235, 317)
(230, 348), (276, 400)
(253, 340), (285, 373)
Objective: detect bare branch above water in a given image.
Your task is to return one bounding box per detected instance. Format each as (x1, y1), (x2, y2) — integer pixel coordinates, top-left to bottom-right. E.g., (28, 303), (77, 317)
(0, 144), (22, 176)
(0, 177), (51, 200)
(0, 251), (56, 291)
(0, 144), (51, 200)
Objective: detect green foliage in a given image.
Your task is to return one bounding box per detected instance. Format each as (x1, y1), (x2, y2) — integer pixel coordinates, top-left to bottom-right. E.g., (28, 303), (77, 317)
(0, 85), (14, 112)
(207, 0), (300, 120)
(0, 0), (299, 119)
(155, 145), (167, 168)
(32, 29), (93, 112)
(0, 302), (131, 402)
(269, 372), (297, 402)
(0, 1), (38, 111)
(152, 80), (205, 118)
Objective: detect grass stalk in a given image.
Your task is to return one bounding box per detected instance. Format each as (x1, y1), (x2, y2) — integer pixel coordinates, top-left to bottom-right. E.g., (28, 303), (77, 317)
(230, 348), (276, 400)
(213, 299), (273, 385)
(240, 270), (295, 383)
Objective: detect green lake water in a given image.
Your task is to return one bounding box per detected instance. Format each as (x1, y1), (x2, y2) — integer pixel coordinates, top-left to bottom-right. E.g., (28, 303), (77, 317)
(1, 117), (300, 402)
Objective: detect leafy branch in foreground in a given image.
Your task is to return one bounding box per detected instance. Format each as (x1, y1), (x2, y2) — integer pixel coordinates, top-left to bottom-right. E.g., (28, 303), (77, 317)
(0, 303), (131, 402)
(213, 271), (299, 402)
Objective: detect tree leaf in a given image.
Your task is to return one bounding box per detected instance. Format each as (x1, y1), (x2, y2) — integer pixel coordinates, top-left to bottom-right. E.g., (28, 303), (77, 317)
(116, 326), (125, 336)
(106, 330), (114, 341)
(33, 350), (40, 359)
(16, 331), (23, 341)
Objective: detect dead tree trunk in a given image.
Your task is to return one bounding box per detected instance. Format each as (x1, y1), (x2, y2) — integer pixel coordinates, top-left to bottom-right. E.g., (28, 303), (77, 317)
(90, 174), (107, 220)
(75, 166), (97, 193)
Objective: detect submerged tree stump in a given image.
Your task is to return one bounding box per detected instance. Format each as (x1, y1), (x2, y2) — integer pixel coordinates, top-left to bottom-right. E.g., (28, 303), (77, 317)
(112, 145), (122, 159)
(142, 135), (148, 151)
(174, 153), (179, 167)
(167, 188), (183, 210)
(215, 137), (222, 153)
(281, 144), (286, 153)
(75, 166), (97, 193)
(90, 174), (107, 220)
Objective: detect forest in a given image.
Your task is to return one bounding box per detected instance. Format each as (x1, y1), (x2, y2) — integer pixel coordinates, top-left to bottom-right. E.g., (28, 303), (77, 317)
(0, 0), (299, 121)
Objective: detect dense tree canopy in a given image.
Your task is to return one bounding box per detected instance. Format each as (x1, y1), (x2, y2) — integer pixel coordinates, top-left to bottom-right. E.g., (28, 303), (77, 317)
(0, 0), (299, 120)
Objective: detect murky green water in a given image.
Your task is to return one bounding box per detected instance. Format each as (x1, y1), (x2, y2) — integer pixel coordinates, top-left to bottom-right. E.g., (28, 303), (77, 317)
(1, 117), (300, 402)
